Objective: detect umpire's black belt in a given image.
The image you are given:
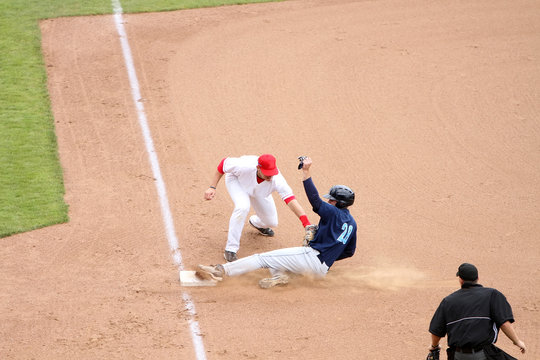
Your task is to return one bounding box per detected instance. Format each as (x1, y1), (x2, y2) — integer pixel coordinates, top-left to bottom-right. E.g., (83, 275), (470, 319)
(454, 345), (484, 354)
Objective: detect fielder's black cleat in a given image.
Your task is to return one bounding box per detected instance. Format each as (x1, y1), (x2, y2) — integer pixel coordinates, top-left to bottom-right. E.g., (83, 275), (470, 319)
(223, 250), (238, 262)
(249, 219), (274, 237)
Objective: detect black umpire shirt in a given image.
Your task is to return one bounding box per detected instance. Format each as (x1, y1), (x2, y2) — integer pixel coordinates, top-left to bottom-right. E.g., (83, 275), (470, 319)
(429, 283), (515, 348)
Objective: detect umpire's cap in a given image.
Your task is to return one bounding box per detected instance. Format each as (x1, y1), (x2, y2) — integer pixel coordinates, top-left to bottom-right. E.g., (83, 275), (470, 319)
(456, 263), (478, 281)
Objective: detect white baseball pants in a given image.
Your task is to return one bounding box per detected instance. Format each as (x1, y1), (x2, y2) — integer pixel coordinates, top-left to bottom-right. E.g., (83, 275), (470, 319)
(225, 175), (278, 253)
(222, 246), (329, 278)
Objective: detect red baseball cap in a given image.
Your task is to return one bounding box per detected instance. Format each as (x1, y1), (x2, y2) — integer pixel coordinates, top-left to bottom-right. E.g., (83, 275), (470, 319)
(258, 154), (279, 176)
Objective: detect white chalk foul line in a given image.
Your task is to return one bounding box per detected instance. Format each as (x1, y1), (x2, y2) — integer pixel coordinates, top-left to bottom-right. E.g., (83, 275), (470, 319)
(111, 1), (207, 359)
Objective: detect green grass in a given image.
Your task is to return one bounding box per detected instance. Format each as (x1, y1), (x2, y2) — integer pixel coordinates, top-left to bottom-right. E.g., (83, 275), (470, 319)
(121, 0), (281, 13)
(0, 0), (280, 238)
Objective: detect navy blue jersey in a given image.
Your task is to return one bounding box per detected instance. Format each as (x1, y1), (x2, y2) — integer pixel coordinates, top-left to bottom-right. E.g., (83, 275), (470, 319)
(303, 177), (357, 268)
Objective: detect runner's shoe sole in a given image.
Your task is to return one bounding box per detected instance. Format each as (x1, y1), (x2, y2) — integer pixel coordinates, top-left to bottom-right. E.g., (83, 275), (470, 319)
(196, 265), (224, 281)
(258, 274), (289, 289)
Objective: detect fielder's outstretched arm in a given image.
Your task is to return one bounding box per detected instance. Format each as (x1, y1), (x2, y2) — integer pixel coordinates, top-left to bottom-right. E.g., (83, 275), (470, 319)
(285, 198), (310, 228)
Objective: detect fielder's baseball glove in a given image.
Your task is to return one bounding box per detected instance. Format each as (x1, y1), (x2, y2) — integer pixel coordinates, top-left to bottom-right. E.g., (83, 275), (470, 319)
(303, 225), (318, 246)
(426, 347), (440, 360)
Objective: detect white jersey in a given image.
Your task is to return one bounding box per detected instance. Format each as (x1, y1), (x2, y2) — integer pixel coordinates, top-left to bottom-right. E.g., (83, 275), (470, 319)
(223, 155), (294, 201)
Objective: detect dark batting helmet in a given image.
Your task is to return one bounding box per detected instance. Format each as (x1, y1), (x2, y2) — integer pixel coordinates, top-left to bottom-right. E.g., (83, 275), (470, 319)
(323, 185), (355, 208)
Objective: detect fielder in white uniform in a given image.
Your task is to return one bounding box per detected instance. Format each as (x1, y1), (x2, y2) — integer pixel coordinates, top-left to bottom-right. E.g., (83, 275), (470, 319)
(198, 156), (357, 289)
(204, 154), (311, 262)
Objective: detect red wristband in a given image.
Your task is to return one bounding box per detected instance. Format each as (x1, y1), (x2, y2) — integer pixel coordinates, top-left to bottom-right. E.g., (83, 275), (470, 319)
(299, 215), (310, 228)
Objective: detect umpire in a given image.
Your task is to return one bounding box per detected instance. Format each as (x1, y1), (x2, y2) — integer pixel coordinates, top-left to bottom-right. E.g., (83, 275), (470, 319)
(427, 263), (526, 360)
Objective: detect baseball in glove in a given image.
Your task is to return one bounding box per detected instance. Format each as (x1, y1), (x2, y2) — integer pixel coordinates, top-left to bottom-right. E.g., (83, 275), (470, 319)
(426, 346), (440, 360)
(303, 224), (318, 246)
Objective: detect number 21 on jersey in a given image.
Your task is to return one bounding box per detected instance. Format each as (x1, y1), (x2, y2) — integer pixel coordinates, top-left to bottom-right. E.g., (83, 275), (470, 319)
(337, 223), (353, 244)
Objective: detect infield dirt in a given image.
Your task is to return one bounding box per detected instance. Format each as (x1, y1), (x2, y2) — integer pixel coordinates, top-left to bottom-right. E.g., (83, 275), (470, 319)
(1, 0), (539, 358)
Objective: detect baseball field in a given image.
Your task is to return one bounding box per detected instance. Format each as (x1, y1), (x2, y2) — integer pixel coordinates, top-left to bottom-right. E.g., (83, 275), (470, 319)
(1, 0), (539, 358)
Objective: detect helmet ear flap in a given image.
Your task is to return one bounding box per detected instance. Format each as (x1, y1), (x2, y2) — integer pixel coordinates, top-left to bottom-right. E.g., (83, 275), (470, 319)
(335, 202), (347, 209)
